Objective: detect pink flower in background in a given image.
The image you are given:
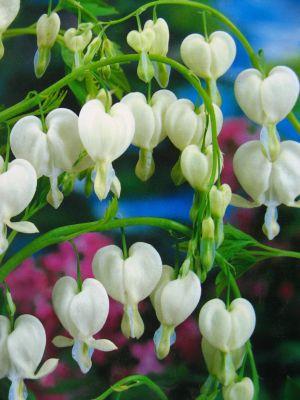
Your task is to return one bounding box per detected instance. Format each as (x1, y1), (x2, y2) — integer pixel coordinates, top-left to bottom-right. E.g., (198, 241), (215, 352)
(131, 340), (165, 374)
(174, 318), (201, 364)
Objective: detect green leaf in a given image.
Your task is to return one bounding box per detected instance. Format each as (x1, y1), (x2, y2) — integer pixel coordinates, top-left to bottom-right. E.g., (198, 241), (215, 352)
(283, 377), (300, 399)
(59, 0), (117, 18)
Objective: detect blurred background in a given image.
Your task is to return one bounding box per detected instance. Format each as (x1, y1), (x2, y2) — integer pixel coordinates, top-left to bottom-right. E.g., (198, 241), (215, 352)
(0, 0), (300, 399)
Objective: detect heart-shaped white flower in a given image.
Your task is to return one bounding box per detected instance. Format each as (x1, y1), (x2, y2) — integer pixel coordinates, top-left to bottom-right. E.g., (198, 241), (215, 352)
(223, 377), (254, 400)
(0, 158), (38, 254)
(234, 66), (299, 126)
(151, 265), (201, 359)
(78, 99), (135, 200)
(0, 0), (20, 59)
(181, 145), (221, 192)
(127, 28), (155, 53)
(10, 108), (82, 209)
(0, 314), (58, 400)
(64, 24), (93, 53)
(52, 277), (117, 374)
(92, 242), (162, 339)
(144, 18), (169, 56)
(121, 90), (176, 181)
(199, 298), (256, 352)
(180, 31), (236, 80)
(165, 99), (223, 150)
(232, 140), (300, 239)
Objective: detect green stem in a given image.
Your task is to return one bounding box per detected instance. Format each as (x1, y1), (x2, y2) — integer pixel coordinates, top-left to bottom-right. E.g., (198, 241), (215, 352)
(93, 374), (168, 400)
(0, 217), (191, 282)
(120, 227), (128, 258)
(70, 240), (83, 291)
(287, 112), (300, 133)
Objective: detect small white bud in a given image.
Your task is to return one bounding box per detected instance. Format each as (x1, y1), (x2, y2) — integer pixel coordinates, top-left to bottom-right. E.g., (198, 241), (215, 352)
(210, 184), (232, 218)
(36, 12), (60, 49)
(64, 23), (93, 52)
(223, 377), (255, 400)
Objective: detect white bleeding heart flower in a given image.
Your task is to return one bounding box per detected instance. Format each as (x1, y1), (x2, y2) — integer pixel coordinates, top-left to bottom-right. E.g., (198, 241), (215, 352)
(127, 28), (155, 53)
(0, 157), (38, 254)
(180, 31), (236, 79)
(64, 23), (93, 53)
(144, 18), (169, 56)
(10, 108), (82, 209)
(210, 184), (232, 219)
(121, 90), (177, 180)
(181, 31), (236, 104)
(78, 99), (135, 200)
(199, 298), (256, 353)
(181, 145), (221, 192)
(232, 140), (300, 240)
(165, 99), (223, 151)
(234, 66), (299, 126)
(92, 242), (162, 339)
(150, 265), (201, 359)
(0, 314), (58, 400)
(52, 277), (117, 374)
(0, 0), (20, 59)
(223, 377), (254, 400)
(202, 338), (245, 386)
(34, 12), (61, 78)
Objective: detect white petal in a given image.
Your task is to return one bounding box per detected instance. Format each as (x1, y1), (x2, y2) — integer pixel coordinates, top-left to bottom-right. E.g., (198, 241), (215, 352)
(87, 338), (117, 352)
(124, 242), (162, 304)
(150, 265), (175, 323)
(230, 194), (261, 208)
(160, 270), (201, 327)
(209, 31), (236, 79)
(145, 18), (169, 56)
(151, 89), (177, 140)
(261, 66), (299, 124)
(29, 358), (59, 380)
(0, 159), (37, 220)
(69, 279), (109, 339)
(52, 335), (74, 348)
(52, 276), (79, 338)
(198, 103), (223, 146)
(92, 245), (126, 304)
(0, 0), (20, 32)
(228, 299), (256, 350)
(5, 221), (39, 234)
(0, 315), (10, 379)
(10, 116), (51, 177)
(233, 140), (272, 204)
(7, 314), (46, 379)
(78, 100), (134, 163)
(223, 377), (254, 400)
(180, 33), (212, 78)
(165, 99), (202, 150)
(47, 108), (82, 171)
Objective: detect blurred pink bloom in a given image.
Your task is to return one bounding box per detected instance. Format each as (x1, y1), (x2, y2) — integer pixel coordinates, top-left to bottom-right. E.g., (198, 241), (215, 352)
(278, 281), (295, 302)
(131, 340), (164, 374)
(174, 318), (201, 364)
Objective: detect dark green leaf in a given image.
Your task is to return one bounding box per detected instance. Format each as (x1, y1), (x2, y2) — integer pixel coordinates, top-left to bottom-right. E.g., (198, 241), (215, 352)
(284, 377), (300, 399)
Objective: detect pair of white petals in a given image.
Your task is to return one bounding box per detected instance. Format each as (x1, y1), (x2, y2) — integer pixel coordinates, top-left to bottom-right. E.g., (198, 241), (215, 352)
(151, 265), (201, 359)
(0, 314), (58, 400)
(92, 242), (162, 339)
(52, 277), (117, 374)
(0, 0), (20, 59)
(232, 140), (300, 239)
(78, 99), (135, 200)
(0, 157), (38, 254)
(223, 378), (254, 400)
(199, 298), (256, 353)
(10, 108), (84, 209)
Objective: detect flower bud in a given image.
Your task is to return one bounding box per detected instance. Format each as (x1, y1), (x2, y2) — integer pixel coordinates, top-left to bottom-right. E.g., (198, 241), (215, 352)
(83, 36), (101, 64)
(232, 140), (300, 240)
(93, 242), (162, 339)
(223, 377), (254, 400)
(234, 66), (299, 126)
(64, 23), (93, 53)
(0, 0), (20, 60)
(202, 338), (246, 386)
(165, 100), (223, 151)
(36, 12), (60, 49)
(200, 217), (215, 272)
(52, 277), (117, 373)
(210, 184), (232, 218)
(199, 298), (256, 353)
(180, 31), (236, 80)
(151, 266), (201, 359)
(181, 145), (221, 192)
(78, 100), (134, 200)
(0, 314), (58, 399)
(137, 51), (155, 83)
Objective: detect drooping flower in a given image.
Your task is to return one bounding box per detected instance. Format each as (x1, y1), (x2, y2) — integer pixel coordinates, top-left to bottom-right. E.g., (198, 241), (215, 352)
(151, 265), (201, 359)
(34, 12), (61, 78)
(222, 377), (254, 400)
(202, 338), (246, 386)
(121, 90), (177, 180)
(0, 157), (38, 254)
(180, 31), (236, 104)
(52, 277), (117, 374)
(78, 99), (135, 200)
(10, 108), (83, 209)
(0, 314), (58, 400)
(199, 298), (256, 353)
(0, 0), (20, 59)
(232, 140), (300, 239)
(165, 100), (223, 151)
(92, 242), (162, 339)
